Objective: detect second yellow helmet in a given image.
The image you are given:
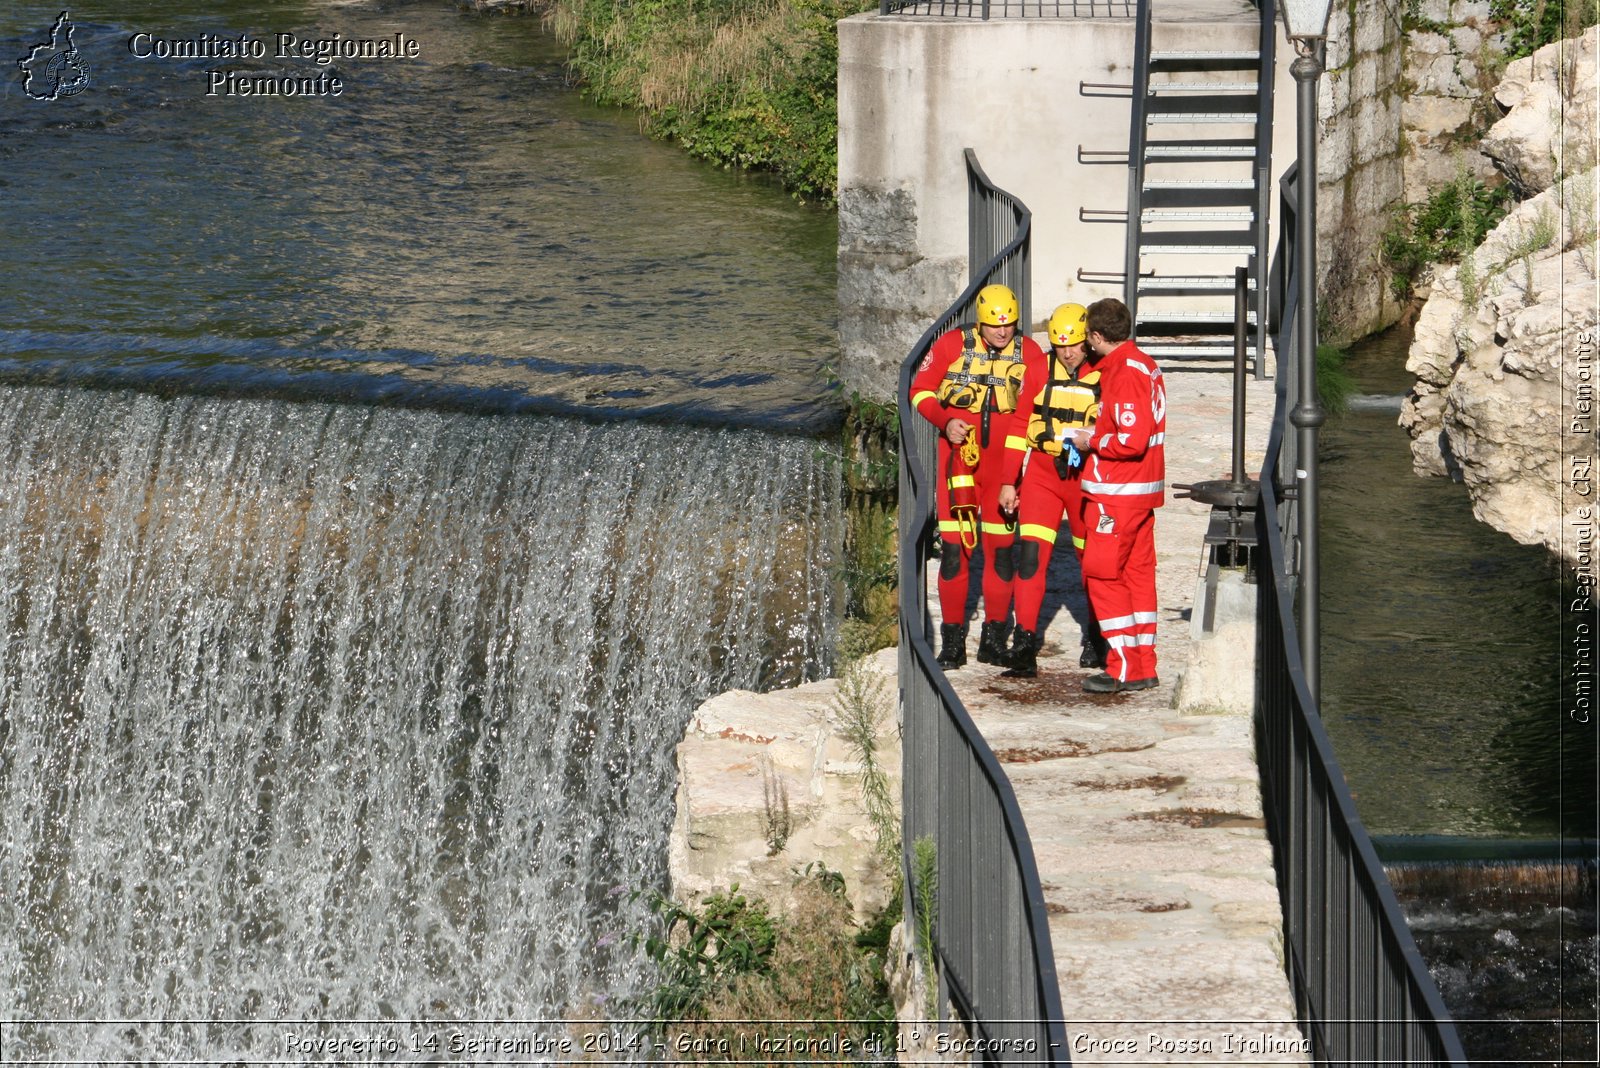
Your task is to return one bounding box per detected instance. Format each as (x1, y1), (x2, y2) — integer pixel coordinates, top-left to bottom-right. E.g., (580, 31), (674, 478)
(975, 284), (1019, 327)
(1046, 302), (1088, 346)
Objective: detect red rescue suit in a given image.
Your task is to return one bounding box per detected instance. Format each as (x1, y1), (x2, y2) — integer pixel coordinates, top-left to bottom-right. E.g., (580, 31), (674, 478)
(1012, 355), (1101, 633)
(1079, 340), (1166, 683)
(910, 325), (1047, 626)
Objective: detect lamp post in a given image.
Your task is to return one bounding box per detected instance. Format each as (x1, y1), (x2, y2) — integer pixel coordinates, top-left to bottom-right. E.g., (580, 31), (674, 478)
(1281, 0), (1331, 702)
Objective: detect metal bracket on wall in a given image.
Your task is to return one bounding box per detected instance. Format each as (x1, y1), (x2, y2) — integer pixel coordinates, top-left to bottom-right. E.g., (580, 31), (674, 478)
(1076, 267), (1147, 283)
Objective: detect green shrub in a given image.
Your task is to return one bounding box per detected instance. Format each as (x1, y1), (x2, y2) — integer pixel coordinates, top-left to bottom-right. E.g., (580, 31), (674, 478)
(1490, 0), (1599, 61)
(642, 886), (781, 1021)
(548, 0), (874, 201)
(644, 874), (896, 1056)
(1316, 344), (1354, 416)
(1380, 165), (1512, 301)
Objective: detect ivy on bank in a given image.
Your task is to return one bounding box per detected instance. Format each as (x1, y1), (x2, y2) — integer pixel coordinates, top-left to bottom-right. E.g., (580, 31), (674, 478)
(547, 0), (876, 202)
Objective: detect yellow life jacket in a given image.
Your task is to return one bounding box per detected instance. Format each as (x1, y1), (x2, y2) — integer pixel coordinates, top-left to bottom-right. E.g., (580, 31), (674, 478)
(934, 327), (1027, 415)
(1028, 356), (1101, 457)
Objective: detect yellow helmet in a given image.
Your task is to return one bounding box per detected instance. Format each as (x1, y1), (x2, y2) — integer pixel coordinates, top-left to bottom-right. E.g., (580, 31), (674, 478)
(975, 284), (1019, 327)
(1046, 302), (1088, 346)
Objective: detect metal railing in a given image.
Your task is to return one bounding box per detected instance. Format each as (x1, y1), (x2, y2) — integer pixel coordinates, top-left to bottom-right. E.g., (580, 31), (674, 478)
(1255, 167), (1470, 1066)
(879, 0), (1134, 18)
(898, 149), (1068, 1064)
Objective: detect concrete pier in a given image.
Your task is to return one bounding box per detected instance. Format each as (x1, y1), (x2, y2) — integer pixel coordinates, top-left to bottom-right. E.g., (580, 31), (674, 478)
(931, 365), (1309, 1062)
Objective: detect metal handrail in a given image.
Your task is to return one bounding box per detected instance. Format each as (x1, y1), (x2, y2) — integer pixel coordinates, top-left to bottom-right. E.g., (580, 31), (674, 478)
(897, 149), (1068, 1064)
(1250, 0), (1276, 379)
(1255, 167), (1470, 1066)
(1120, 0), (1154, 314)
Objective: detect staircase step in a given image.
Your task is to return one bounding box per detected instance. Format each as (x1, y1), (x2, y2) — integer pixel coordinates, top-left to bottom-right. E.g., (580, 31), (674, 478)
(1138, 341), (1259, 359)
(1141, 181), (1256, 208)
(1142, 209), (1255, 223)
(1138, 230), (1257, 254)
(1149, 81), (1260, 94)
(1148, 51), (1261, 72)
(1144, 139), (1258, 161)
(1146, 95), (1259, 122)
(1137, 312), (1259, 334)
(1137, 274), (1258, 295)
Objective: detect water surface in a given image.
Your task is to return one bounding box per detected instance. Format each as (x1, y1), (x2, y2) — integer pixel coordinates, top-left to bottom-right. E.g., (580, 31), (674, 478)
(1, 0), (840, 429)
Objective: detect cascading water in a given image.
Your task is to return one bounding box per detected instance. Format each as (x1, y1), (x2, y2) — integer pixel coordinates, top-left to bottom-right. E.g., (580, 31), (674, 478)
(0, 384), (840, 1059)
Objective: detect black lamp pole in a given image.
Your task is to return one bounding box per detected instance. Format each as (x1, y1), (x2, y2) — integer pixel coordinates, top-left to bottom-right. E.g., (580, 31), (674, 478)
(1289, 40), (1327, 701)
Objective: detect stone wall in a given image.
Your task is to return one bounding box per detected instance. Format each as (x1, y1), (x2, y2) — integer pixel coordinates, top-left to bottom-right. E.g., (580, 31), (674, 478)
(1313, 0), (1408, 340)
(1400, 0), (1502, 203)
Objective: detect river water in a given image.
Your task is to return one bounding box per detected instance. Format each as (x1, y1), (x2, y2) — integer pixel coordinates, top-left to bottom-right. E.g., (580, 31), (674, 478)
(1321, 329), (1597, 1065)
(1, 1), (842, 1060)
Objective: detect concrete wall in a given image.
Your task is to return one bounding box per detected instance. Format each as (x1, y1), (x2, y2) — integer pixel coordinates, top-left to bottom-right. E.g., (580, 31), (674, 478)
(837, 1), (1431, 400)
(837, 10), (1297, 400)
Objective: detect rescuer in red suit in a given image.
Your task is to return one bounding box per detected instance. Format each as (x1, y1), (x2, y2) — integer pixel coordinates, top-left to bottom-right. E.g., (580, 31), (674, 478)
(1001, 302), (1104, 678)
(908, 283), (1048, 669)
(1064, 298), (1167, 693)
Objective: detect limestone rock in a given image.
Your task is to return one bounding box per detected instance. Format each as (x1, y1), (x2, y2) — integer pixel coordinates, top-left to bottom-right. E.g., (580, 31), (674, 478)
(1482, 26), (1599, 196)
(1400, 169), (1599, 567)
(670, 648), (901, 924)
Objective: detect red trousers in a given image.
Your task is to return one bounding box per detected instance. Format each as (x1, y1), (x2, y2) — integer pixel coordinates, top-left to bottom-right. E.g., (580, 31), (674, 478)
(1011, 457), (1090, 633)
(934, 436), (1015, 626)
(1081, 500), (1158, 682)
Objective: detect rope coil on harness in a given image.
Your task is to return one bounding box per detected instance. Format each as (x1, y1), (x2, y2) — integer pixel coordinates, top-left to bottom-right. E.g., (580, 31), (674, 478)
(948, 434), (982, 549)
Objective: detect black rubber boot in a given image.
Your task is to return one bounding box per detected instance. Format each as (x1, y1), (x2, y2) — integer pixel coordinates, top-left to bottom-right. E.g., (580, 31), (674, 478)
(1083, 672), (1159, 694)
(936, 623), (968, 670)
(1079, 617), (1108, 668)
(976, 620), (1011, 665)
(1001, 628), (1043, 678)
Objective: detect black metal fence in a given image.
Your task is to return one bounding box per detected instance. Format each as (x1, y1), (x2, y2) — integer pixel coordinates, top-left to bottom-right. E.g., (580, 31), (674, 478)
(1255, 167), (1470, 1065)
(897, 149), (1068, 1064)
(879, 0), (1134, 18)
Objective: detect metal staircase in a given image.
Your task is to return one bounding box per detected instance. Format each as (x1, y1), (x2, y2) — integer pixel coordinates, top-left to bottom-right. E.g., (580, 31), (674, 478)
(1102, 0), (1277, 376)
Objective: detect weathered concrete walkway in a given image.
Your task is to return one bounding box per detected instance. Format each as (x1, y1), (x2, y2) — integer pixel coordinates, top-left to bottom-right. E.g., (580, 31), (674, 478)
(934, 367), (1310, 1064)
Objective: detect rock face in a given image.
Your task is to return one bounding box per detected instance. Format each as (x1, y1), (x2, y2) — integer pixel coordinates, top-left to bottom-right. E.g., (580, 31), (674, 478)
(1399, 164), (1598, 567)
(1481, 26), (1600, 196)
(669, 648), (901, 924)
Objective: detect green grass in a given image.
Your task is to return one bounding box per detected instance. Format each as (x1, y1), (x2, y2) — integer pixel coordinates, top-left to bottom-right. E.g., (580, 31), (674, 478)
(546, 0), (874, 202)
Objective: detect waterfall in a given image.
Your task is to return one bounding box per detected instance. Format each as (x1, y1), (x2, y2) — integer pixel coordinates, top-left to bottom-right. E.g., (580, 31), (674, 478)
(0, 384), (840, 1059)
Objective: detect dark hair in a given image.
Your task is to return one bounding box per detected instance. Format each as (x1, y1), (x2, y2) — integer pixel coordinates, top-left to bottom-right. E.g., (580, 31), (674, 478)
(1085, 298), (1132, 343)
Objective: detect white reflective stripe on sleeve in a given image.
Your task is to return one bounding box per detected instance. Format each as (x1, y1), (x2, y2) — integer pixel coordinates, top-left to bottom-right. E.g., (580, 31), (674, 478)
(1133, 634), (1156, 646)
(1133, 611), (1159, 625)
(1127, 360), (1154, 377)
(1081, 479), (1165, 496)
(1147, 432), (1165, 445)
(1099, 613), (1139, 632)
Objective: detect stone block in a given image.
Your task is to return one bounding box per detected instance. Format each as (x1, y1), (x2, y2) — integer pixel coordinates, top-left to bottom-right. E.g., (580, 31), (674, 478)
(837, 184), (919, 255)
